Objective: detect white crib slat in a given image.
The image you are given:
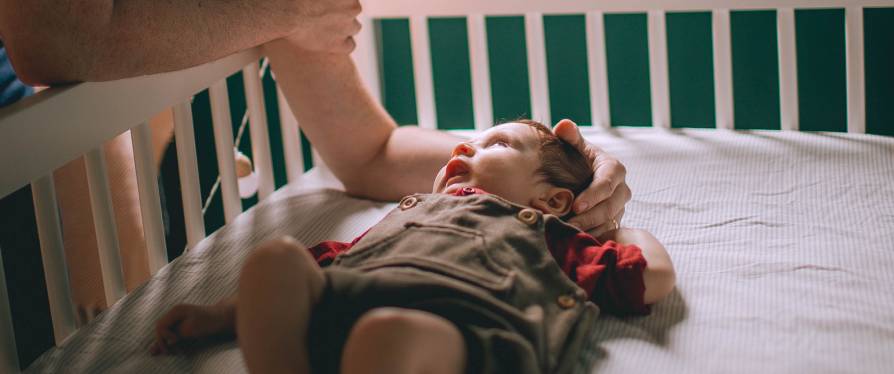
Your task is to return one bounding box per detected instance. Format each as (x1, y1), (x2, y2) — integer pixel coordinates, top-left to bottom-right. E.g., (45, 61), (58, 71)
(208, 81), (242, 223)
(468, 14), (494, 131)
(276, 87), (304, 183)
(31, 176), (77, 343)
(648, 10), (671, 128)
(83, 148), (126, 304)
(131, 124), (168, 275)
(172, 101), (206, 249)
(586, 11), (611, 129)
(0, 251), (19, 374)
(353, 16), (382, 104)
(525, 12), (551, 125)
(712, 9), (735, 130)
(846, 7), (865, 134)
(242, 62), (276, 200)
(777, 8), (799, 131)
(410, 16), (438, 129)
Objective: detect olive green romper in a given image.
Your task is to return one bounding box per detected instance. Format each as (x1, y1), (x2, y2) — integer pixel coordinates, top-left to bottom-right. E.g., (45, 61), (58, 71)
(308, 193), (598, 374)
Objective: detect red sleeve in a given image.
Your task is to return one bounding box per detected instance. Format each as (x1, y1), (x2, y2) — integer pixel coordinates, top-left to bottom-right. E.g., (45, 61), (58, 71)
(547, 230), (650, 316)
(306, 230), (369, 267)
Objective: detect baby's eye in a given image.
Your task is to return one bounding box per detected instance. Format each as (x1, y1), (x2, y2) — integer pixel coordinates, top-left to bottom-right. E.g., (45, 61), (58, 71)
(490, 140), (510, 148)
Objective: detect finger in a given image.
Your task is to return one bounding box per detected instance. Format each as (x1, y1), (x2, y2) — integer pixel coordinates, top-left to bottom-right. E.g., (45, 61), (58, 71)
(161, 329), (179, 348)
(614, 207), (626, 225)
(156, 306), (192, 347)
(552, 119), (588, 155)
(568, 201), (609, 231)
(574, 162), (627, 214)
(177, 318), (197, 339)
(347, 0), (363, 17)
(335, 36), (356, 54)
(593, 157), (626, 186)
(152, 337), (171, 356)
(573, 177), (611, 214)
(349, 18), (362, 36)
(589, 219), (617, 238)
(569, 186), (628, 230)
(156, 306), (186, 337)
(588, 208), (625, 237)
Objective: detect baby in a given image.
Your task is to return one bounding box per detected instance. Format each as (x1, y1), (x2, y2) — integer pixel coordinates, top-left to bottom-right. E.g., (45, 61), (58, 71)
(151, 120), (675, 374)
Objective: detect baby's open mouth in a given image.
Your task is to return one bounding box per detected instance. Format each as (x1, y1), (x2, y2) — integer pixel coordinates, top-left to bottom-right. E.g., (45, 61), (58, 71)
(444, 158), (470, 186)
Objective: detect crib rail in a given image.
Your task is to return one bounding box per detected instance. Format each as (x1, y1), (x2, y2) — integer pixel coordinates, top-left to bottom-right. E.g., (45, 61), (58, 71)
(0, 44), (316, 371)
(0, 49), (260, 198)
(361, 0), (887, 132)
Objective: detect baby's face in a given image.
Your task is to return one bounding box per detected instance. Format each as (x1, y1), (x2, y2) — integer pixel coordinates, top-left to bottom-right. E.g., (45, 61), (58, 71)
(432, 123), (544, 205)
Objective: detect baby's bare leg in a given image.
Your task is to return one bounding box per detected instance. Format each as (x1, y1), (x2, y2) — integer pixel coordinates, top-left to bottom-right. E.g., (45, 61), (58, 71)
(236, 237), (324, 374)
(341, 307), (466, 374)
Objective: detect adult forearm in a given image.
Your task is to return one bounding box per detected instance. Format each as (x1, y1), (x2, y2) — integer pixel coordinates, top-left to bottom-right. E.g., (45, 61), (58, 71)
(2, 0), (302, 84)
(265, 41), (460, 200)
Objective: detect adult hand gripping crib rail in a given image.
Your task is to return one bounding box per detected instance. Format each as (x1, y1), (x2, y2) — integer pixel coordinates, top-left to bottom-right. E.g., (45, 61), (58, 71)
(1, 0), (894, 372)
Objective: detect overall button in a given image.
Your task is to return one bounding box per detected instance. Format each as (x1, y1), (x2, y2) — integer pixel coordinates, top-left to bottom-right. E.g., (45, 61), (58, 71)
(557, 295), (577, 309)
(399, 196), (418, 210)
(517, 208), (539, 225)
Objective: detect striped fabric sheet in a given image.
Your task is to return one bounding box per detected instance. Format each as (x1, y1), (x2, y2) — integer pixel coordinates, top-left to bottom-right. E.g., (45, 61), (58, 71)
(573, 128), (894, 373)
(26, 184), (396, 373)
(27, 128), (894, 373)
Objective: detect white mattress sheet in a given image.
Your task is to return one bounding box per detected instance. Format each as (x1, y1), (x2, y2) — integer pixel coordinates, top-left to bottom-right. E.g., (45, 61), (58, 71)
(26, 128), (894, 373)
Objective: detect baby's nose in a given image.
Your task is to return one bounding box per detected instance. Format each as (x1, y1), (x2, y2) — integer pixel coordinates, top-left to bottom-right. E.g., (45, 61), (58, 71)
(452, 142), (475, 157)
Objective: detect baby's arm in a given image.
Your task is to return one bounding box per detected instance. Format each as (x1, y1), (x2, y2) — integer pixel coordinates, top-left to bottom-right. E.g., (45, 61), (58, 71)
(599, 228), (676, 304)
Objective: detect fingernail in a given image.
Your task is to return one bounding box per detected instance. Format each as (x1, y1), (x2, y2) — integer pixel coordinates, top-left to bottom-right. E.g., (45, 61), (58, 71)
(576, 202), (589, 212)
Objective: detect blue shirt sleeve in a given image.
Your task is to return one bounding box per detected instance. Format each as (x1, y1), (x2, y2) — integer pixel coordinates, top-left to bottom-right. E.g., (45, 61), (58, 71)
(0, 46), (34, 108)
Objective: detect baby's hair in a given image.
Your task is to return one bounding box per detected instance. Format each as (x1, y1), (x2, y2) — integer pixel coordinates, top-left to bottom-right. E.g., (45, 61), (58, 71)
(509, 119), (593, 196)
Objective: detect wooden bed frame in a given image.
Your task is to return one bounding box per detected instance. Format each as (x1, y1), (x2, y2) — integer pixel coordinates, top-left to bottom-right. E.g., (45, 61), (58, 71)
(0, 0), (889, 371)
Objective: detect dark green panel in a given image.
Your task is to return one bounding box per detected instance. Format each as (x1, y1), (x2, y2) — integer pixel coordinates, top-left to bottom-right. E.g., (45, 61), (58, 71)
(667, 12), (715, 128)
(865, 8), (894, 136)
(429, 17), (475, 130)
(486, 16), (532, 122)
(544, 15), (591, 126)
(376, 19), (418, 125)
(796, 9), (846, 132)
(263, 70), (288, 188)
(605, 13), (652, 127)
(225, 72), (258, 211)
(300, 130), (314, 172)
(190, 89), (225, 235)
(731, 10), (780, 130)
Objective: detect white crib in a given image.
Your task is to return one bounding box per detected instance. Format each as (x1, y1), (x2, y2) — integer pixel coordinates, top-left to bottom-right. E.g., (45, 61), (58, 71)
(1, 0), (892, 372)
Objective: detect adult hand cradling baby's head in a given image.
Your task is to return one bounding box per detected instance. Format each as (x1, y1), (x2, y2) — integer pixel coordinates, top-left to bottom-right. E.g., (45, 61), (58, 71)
(552, 119), (631, 236)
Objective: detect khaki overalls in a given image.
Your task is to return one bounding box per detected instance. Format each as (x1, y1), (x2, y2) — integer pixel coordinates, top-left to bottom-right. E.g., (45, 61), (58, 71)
(308, 193), (598, 374)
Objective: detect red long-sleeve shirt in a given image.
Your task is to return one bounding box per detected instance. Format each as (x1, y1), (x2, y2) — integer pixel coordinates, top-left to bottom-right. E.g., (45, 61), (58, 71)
(307, 188), (649, 316)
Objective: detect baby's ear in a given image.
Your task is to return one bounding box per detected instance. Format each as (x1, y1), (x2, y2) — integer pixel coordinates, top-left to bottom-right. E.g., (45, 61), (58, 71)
(531, 187), (575, 216)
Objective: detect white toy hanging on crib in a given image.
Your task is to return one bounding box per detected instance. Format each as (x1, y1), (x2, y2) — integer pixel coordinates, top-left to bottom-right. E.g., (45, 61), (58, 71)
(234, 149), (258, 198)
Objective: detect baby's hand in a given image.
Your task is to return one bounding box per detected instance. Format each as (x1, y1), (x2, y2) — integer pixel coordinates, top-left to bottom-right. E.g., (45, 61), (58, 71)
(553, 119), (631, 236)
(150, 303), (235, 355)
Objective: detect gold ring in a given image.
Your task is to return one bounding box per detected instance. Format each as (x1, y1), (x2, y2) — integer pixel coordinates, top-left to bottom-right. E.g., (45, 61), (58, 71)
(611, 218), (620, 230)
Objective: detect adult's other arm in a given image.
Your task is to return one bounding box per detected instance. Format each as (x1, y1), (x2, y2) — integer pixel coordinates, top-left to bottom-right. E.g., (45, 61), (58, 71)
(0, 0), (360, 85)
